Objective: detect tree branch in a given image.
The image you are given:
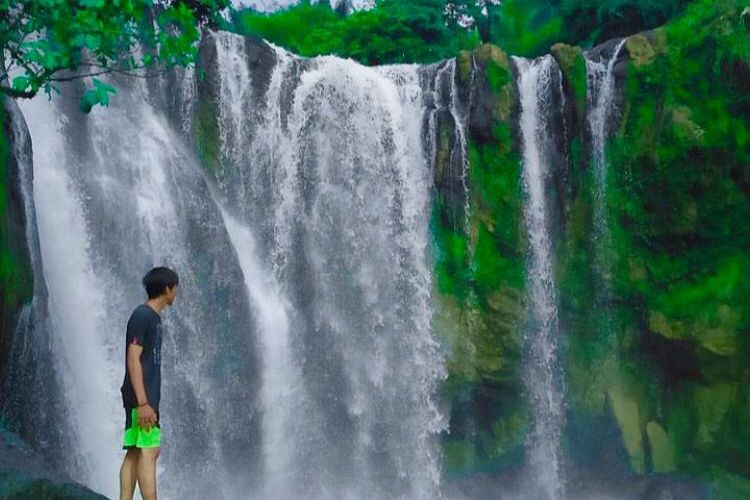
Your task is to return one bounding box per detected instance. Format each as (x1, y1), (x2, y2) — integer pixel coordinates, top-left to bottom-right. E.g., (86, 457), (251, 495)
(0, 85), (37, 99)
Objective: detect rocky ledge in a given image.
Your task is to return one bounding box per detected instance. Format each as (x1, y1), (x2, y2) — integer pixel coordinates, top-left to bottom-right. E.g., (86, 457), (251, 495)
(0, 426), (106, 499)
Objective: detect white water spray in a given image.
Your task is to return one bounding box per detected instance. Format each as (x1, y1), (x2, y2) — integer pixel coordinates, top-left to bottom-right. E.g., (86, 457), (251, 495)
(586, 39), (627, 286)
(513, 55), (566, 500)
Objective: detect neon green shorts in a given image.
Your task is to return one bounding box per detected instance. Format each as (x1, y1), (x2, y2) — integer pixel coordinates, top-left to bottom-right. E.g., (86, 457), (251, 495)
(123, 407), (161, 449)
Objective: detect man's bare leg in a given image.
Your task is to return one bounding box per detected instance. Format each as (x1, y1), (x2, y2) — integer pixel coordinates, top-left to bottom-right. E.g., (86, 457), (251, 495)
(137, 447), (160, 500)
(119, 448), (139, 500)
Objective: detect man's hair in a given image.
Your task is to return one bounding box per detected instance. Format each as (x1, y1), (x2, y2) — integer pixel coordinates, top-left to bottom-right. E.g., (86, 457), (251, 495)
(142, 267), (179, 299)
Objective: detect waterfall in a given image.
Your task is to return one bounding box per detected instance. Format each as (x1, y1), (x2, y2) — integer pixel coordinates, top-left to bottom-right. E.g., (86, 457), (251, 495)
(424, 58), (472, 236)
(10, 29), (454, 500)
(0, 99), (65, 463)
(17, 94), (124, 494)
(585, 39), (627, 290)
(218, 205), (302, 500)
(201, 31), (448, 499)
(19, 78), (264, 498)
(513, 55), (566, 500)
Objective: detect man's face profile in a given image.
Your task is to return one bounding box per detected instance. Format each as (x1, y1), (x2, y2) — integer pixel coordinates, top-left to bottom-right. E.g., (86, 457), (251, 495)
(166, 285), (178, 306)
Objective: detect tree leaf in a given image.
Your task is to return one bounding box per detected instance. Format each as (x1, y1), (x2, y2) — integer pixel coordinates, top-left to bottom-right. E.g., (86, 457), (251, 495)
(11, 76), (30, 92)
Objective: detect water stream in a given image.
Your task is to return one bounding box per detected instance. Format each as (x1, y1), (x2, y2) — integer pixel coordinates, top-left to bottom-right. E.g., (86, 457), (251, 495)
(12, 30), (460, 500)
(513, 55), (566, 500)
(585, 39), (627, 291)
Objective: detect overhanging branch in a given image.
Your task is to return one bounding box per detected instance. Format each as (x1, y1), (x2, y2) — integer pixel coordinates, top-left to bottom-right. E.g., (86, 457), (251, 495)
(0, 85), (37, 99)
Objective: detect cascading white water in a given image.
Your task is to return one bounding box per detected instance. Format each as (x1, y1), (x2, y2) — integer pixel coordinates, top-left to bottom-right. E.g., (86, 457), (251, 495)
(19, 77), (264, 499)
(18, 96), (123, 495)
(11, 28), (458, 500)
(585, 40), (627, 287)
(218, 205), (303, 500)
(513, 55), (566, 500)
(424, 59), (472, 235)
(205, 32), (448, 499)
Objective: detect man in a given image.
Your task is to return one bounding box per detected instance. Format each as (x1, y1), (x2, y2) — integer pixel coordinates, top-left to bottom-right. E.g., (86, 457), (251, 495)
(119, 267), (179, 500)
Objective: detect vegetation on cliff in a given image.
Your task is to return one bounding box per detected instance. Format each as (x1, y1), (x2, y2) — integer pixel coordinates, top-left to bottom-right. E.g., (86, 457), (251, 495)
(234, 0), (694, 61)
(556, 0), (750, 494)
(431, 45), (528, 475)
(610, 0), (749, 488)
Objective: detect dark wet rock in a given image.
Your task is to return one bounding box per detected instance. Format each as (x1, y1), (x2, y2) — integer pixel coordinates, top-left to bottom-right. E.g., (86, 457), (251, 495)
(0, 427), (106, 499)
(0, 98), (36, 395)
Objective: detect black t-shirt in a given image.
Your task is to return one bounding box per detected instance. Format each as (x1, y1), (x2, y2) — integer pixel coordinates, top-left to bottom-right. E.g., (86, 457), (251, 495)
(120, 304), (163, 410)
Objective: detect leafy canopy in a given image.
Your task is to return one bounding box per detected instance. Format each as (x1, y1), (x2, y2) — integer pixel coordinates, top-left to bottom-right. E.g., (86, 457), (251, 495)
(234, 0), (480, 65)
(0, 0), (229, 111)
(236, 0), (695, 62)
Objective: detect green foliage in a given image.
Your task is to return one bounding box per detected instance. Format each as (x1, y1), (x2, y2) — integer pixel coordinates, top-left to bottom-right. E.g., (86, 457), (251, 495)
(483, 0), (563, 58)
(233, 0), (698, 62)
(558, 0), (692, 46)
(553, 0), (750, 482)
(0, 0), (229, 111)
(430, 49), (529, 475)
(234, 0), (480, 65)
(448, 0), (691, 57)
(78, 79), (117, 113)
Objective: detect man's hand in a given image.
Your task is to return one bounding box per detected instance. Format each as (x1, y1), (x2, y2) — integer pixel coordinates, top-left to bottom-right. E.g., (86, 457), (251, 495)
(138, 404), (158, 430)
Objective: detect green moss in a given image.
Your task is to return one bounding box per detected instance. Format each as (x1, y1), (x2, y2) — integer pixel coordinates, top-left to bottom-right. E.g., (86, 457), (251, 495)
(441, 387), (527, 478)
(551, 43), (587, 119)
(609, 388), (646, 473)
(709, 470), (750, 500)
(457, 50), (473, 87)
(646, 421), (676, 473)
(475, 45), (515, 122)
(591, 0), (750, 481)
(192, 97), (221, 175)
(692, 383), (736, 453)
(434, 43), (526, 476)
(625, 33), (662, 66)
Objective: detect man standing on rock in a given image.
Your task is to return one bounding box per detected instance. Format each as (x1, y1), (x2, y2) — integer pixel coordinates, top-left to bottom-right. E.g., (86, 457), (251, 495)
(119, 267), (179, 500)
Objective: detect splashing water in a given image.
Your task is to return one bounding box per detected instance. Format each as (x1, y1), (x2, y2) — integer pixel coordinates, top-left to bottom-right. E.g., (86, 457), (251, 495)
(513, 55), (566, 500)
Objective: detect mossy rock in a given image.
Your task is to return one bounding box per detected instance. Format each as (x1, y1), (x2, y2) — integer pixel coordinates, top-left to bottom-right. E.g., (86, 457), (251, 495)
(692, 383), (736, 450)
(608, 388), (646, 473)
(625, 29), (667, 67)
(477, 45), (514, 123)
(646, 421), (676, 473)
(0, 98), (36, 384)
(192, 98), (222, 175)
(472, 44), (511, 72)
(0, 427), (106, 499)
(466, 44), (515, 123)
(457, 50), (473, 87)
(648, 307), (741, 357)
(441, 385), (526, 477)
(0, 474), (106, 500)
(668, 105), (706, 144)
(550, 43), (587, 118)
(436, 290), (523, 386)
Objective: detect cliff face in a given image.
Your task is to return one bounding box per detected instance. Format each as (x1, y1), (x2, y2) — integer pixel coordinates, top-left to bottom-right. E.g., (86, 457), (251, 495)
(0, 97), (35, 388)
(436, 0), (750, 495)
(0, 427), (107, 500)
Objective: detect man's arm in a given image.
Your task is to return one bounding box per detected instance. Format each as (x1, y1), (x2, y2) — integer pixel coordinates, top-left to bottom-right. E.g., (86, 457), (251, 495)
(127, 344), (158, 429)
